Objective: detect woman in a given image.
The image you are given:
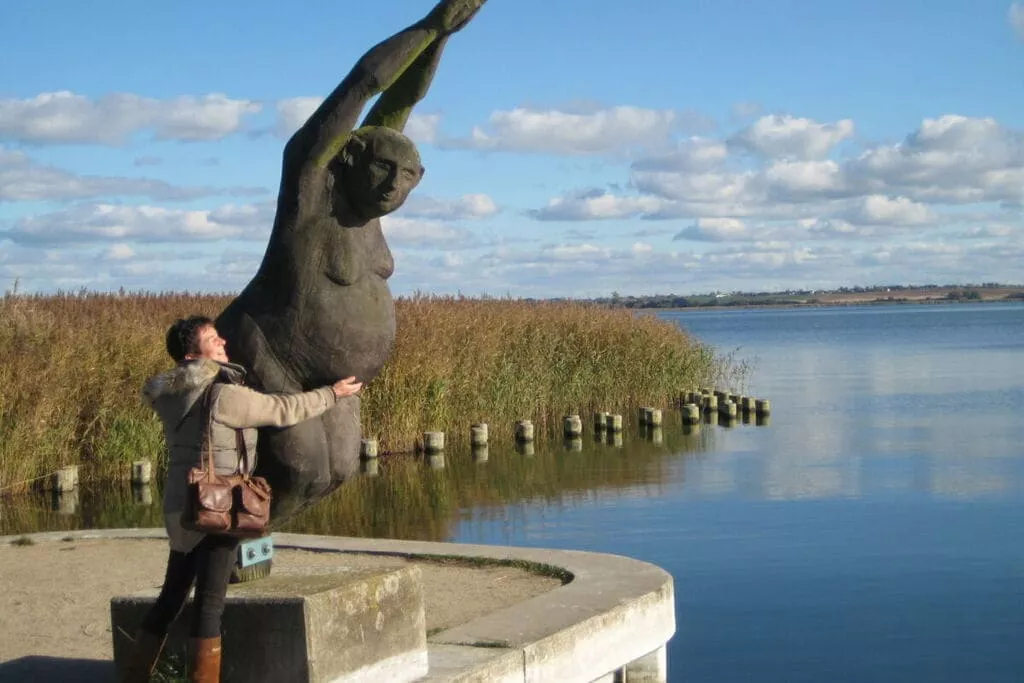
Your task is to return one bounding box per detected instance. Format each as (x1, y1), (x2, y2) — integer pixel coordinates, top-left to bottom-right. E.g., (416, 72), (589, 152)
(121, 315), (362, 683)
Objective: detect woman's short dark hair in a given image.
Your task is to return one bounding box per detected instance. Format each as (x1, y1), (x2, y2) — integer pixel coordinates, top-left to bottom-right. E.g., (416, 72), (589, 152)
(165, 315), (214, 362)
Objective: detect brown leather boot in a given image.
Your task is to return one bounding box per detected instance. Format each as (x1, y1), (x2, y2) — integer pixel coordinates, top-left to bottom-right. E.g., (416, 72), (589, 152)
(188, 636), (222, 683)
(119, 629), (167, 683)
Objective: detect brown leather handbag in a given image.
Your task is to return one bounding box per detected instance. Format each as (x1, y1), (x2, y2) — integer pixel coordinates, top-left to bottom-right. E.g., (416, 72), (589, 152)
(181, 387), (272, 538)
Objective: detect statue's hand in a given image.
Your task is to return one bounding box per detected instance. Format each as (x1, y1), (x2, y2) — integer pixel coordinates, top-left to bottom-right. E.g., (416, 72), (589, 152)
(426, 0), (487, 35)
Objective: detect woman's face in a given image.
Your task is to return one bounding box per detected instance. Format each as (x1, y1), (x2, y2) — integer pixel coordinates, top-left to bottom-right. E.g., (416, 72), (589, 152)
(187, 324), (229, 363)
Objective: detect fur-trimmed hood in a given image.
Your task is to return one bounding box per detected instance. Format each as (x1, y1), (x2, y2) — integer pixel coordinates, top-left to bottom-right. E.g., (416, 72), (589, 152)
(142, 359), (246, 415)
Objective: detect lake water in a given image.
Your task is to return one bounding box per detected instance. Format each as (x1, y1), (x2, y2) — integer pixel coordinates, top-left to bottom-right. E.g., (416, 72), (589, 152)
(5, 302), (1024, 681)
(454, 302), (1024, 682)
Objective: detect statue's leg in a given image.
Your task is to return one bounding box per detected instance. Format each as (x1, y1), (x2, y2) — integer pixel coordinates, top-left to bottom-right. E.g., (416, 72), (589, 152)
(322, 394), (362, 490)
(259, 420), (331, 522)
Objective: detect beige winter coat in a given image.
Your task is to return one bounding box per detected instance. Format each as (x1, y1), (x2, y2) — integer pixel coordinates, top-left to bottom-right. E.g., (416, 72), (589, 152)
(142, 359), (338, 552)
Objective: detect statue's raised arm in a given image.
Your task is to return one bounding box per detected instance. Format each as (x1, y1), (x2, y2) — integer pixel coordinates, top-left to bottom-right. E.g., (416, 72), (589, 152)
(216, 0), (489, 523)
(287, 0), (486, 174)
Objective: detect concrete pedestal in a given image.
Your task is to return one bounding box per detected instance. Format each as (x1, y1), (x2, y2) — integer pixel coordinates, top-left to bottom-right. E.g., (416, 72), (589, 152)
(111, 564), (427, 683)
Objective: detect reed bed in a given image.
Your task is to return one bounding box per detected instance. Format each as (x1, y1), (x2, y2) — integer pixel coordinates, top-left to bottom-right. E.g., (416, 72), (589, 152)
(0, 289), (732, 493)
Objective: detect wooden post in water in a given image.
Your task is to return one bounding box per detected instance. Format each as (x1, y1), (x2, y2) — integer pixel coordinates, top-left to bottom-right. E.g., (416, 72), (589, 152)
(51, 465), (78, 492)
(423, 431), (445, 453)
(131, 460), (152, 485)
(515, 420), (535, 443)
(755, 399), (772, 416)
(719, 399), (738, 419)
(682, 403), (701, 425)
(605, 414), (624, 433)
(360, 438), (379, 459)
(648, 408), (663, 427)
(741, 396), (756, 414)
(703, 394), (719, 413)
(470, 423), (489, 446)
(563, 415), (583, 438)
(594, 412), (608, 431)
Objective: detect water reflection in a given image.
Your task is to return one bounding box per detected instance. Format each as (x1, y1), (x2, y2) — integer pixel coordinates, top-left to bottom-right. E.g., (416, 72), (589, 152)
(662, 304), (1024, 503)
(1, 416), (720, 539)
(1, 483), (165, 537)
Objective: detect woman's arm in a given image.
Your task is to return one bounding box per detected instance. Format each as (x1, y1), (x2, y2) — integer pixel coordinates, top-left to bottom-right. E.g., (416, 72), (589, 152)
(210, 377), (361, 429)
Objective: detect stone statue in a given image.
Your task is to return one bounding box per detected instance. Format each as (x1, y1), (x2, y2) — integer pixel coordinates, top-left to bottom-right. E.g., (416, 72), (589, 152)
(216, 0), (488, 521)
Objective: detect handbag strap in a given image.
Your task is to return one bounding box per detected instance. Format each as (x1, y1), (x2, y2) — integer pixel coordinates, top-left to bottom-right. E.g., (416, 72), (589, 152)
(200, 386), (218, 481)
(201, 383), (250, 479)
(235, 424), (251, 479)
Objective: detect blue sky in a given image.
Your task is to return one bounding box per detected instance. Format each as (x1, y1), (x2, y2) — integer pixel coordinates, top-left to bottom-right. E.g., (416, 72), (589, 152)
(1, 0), (1022, 296)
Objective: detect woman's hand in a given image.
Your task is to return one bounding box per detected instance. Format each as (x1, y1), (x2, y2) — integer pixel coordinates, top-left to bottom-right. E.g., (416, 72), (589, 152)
(331, 376), (363, 398)
(425, 0), (487, 35)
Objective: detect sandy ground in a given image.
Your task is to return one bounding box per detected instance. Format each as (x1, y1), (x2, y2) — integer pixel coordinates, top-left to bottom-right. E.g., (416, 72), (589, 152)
(0, 537), (562, 679)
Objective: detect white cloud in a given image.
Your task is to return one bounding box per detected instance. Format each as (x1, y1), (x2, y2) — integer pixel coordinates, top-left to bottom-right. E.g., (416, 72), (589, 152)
(960, 224), (1015, 239)
(842, 195), (933, 226)
(632, 137), (729, 172)
(846, 115), (1024, 204)
(399, 193), (498, 220)
(673, 218), (750, 242)
(0, 146), (266, 201)
(1010, 3), (1024, 40)
(729, 115), (855, 160)
(103, 244), (135, 260)
(538, 114), (1023, 237)
(631, 169), (755, 213)
(274, 97), (322, 138)
(449, 105), (692, 155)
(273, 96), (441, 144)
(380, 216), (475, 248)
(0, 91), (261, 144)
(530, 189), (668, 221)
(403, 113), (441, 145)
(3, 202), (276, 245)
(761, 160), (845, 199)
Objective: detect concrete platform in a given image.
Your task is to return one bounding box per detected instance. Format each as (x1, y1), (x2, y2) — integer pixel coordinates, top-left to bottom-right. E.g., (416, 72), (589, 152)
(111, 564), (428, 683)
(2, 529), (676, 682)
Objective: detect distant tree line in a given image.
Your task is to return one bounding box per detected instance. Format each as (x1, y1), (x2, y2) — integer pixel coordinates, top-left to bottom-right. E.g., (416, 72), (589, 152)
(577, 283), (1024, 309)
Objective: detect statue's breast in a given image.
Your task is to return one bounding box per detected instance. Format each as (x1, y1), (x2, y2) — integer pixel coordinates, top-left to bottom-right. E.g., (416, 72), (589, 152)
(289, 215), (391, 287)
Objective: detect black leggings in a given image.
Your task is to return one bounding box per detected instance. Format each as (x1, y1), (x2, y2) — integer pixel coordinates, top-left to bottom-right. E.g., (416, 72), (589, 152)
(142, 534), (239, 639)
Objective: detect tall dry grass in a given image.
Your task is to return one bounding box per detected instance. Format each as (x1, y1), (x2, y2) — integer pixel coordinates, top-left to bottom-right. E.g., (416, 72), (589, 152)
(0, 290), (731, 493)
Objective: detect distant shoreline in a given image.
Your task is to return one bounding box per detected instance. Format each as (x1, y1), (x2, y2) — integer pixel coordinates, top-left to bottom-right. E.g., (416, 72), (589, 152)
(610, 285), (1024, 312)
(642, 297), (1024, 312)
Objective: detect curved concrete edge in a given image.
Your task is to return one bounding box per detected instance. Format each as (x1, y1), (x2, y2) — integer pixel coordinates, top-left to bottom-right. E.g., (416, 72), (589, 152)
(2, 529), (675, 683)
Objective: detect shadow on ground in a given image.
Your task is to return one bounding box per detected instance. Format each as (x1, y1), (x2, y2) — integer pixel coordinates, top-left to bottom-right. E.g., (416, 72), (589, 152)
(0, 656), (114, 682)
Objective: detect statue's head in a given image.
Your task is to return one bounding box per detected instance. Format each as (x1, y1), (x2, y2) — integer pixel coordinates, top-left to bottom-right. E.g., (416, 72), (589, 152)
(337, 127), (424, 220)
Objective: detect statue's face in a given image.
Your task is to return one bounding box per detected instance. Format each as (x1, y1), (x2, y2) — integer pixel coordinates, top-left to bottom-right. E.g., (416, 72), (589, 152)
(342, 132), (423, 220)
